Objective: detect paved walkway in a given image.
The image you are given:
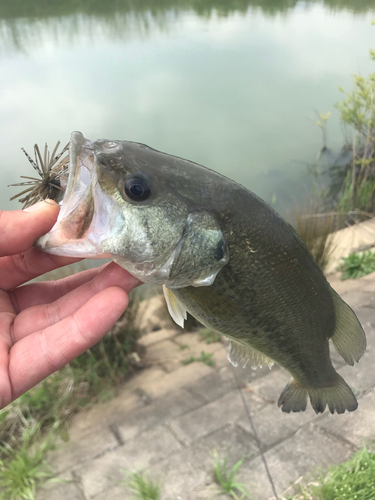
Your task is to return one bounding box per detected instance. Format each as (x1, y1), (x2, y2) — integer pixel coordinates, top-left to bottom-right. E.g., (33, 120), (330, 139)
(37, 272), (375, 500)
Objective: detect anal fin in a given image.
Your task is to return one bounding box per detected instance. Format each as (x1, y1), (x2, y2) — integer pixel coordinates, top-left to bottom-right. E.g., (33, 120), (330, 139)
(226, 338), (275, 370)
(163, 285), (187, 328)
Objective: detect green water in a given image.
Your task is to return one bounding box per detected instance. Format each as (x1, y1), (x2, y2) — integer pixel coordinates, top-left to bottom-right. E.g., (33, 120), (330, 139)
(1, 0), (375, 218)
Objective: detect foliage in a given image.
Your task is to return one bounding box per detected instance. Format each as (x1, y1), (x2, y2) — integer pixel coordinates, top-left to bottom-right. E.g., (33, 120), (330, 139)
(212, 451), (251, 499)
(198, 328), (221, 344)
(335, 42), (375, 215)
(338, 250), (375, 280)
(124, 471), (162, 500)
(290, 447), (375, 500)
(182, 351), (215, 367)
(295, 199), (335, 271)
(0, 423), (59, 500)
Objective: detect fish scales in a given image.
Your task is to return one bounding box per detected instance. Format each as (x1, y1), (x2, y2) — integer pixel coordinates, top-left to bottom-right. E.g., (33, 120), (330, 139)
(33, 131), (366, 414)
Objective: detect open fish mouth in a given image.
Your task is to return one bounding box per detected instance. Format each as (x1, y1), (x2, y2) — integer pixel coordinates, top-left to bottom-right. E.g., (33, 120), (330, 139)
(36, 131), (113, 258)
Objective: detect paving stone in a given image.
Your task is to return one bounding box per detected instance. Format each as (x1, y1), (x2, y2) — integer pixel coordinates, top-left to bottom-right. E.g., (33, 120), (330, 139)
(144, 339), (186, 372)
(210, 344), (232, 369)
(168, 389), (266, 447)
(150, 424), (257, 500)
(47, 424), (118, 474)
(236, 402), (317, 451)
(94, 485), (131, 500)
(80, 426), (181, 498)
(137, 362), (214, 399)
(328, 274), (364, 295)
(117, 387), (203, 442)
(187, 362), (274, 404)
(62, 390), (142, 436)
(237, 423), (354, 500)
(317, 390), (375, 448)
(139, 328), (180, 347)
(338, 351), (375, 397)
(245, 368), (291, 405)
(341, 290), (375, 309)
(36, 473), (83, 500)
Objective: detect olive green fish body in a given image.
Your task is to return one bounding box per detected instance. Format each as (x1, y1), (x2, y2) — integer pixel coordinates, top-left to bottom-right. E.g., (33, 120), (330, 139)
(35, 132), (366, 414)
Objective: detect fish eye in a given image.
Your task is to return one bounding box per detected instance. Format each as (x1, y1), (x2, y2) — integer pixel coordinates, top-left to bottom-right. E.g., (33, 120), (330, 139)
(125, 177), (151, 202)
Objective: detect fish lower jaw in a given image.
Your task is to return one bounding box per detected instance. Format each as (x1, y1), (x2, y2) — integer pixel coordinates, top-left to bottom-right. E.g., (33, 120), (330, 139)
(36, 230), (111, 259)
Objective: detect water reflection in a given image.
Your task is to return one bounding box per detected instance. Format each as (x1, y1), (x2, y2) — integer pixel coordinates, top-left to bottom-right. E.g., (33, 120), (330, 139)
(1, 0), (375, 218)
(1, 0), (375, 56)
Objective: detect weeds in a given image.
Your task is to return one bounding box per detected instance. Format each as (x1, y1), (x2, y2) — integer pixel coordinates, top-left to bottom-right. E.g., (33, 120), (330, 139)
(338, 250), (375, 279)
(212, 451), (251, 499)
(182, 351), (215, 367)
(290, 447), (375, 500)
(296, 209), (335, 271)
(124, 471), (162, 500)
(198, 328), (221, 344)
(0, 423), (59, 500)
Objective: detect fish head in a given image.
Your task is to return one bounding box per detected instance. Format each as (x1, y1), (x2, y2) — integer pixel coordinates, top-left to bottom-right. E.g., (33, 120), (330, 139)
(36, 131), (229, 287)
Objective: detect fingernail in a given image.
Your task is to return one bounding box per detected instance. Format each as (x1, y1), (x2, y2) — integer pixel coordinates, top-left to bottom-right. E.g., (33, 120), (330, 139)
(24, 200), (58, 212)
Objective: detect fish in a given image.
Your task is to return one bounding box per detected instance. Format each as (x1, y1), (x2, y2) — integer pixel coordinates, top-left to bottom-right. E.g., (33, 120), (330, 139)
(35, 131), (366, 414)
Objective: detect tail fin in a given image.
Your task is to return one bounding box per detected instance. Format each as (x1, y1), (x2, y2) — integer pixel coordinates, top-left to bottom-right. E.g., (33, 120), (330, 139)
(278, 373), (358, 414)
(330, 288), (366, 366)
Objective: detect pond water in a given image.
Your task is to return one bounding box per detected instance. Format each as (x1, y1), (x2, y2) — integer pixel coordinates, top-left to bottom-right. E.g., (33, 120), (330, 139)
(1, 0), (375, 219)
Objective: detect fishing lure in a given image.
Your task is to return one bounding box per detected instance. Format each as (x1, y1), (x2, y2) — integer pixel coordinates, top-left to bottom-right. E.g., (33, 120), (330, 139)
(9, 141), (69, 209)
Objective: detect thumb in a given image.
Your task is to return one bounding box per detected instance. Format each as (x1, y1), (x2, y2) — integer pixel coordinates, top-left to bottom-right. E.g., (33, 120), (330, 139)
(0, 200), (60, 257)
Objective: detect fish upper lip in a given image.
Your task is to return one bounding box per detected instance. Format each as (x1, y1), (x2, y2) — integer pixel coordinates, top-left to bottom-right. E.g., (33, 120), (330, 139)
(56, 131), (95, 220)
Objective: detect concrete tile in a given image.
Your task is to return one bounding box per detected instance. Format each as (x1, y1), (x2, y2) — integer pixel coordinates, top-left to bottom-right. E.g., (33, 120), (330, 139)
(64, 390), (143, 435)
(80, 427), (181, 498)
(317, 390), (375, 448)
(341, 291), (375, 310)
(47, 424), (118, 474)
(139, 328), (180, 347)
(245, 368), (291, 405)
(36, 474), (83, 500)
(117, 388), (203, 442)
(94, 485), (130, 500)
(168, 390), (265, 447)
(338, 351), (375, 397)
(237, 402), (317, 451)
(150, 424), (256, 500)
(187, 362), (275, 404)
(238, 423), (353, 500)
(140, 362), (214, 399)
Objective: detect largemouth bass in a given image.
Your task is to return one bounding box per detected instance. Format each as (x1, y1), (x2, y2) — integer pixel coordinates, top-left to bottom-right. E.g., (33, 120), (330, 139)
(36, 131), (366, 414)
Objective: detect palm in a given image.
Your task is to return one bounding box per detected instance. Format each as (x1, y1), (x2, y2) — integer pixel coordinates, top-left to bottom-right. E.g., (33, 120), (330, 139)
(0, 203), (139, 408)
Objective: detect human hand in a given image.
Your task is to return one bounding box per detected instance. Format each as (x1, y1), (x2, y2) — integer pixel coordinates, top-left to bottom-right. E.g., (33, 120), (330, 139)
(0, 201), (140, 408)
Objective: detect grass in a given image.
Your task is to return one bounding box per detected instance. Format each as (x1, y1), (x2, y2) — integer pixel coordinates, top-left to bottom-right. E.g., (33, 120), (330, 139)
(212, 451), (251, 499)
(295, 205), (336, 272)
(198, 328), (221, 344)
(0, 423), (59, 500)
(338, 250), (375, 279)
(290, 447), (375, 500)
(182, 351), (215, 367)
(0, 294), (141, 495)
(124, 471), (162, 500)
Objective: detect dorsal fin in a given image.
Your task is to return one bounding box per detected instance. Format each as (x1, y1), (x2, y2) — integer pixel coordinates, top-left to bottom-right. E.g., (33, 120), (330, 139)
(226, 338), (275, 370)
(163, 285), (187, 328)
